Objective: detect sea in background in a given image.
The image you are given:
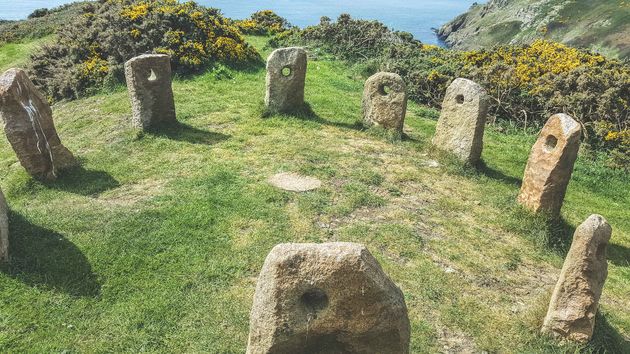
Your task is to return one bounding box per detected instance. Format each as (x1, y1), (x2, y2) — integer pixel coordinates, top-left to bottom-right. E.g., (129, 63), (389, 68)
(0, 0), (480, 45)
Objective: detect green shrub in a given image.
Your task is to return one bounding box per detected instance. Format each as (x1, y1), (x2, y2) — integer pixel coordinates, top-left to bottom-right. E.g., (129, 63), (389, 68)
(234, 10), (290, 35)
(27, 0), (261, 101)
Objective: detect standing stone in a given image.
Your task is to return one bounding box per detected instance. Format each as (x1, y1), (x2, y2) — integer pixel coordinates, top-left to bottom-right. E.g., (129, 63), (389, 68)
(362, 72), (407, 134)
(432, 78), (489, 164)
(0, 68), (77, 180)
(542, 215), (612, 343)
(247, 242), (410, 354)
(265, 47), (307, 113)
(0, 188), (8, 263)
(124, 54), (177, 130)
(518, 113), (581, 216)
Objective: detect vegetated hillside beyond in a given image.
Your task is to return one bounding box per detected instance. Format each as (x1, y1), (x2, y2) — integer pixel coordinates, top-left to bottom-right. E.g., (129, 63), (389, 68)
(438, 0), (630, 59)
(0, 34), (629, 352)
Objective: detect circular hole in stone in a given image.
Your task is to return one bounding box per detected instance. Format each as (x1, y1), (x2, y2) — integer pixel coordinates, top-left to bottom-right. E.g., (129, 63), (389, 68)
(378, 84), (391, 96)
(456, 94), (465, 104)
(282, 66), (292, 77)
(147, 69), (158, 82)
(544, 135), (558, 152)
(300, 288), (329, 313)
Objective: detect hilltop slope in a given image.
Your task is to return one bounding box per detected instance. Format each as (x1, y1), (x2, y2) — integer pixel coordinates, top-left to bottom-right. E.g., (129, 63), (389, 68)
(438, 0), (630, 59)
(0, 36), (628, 352)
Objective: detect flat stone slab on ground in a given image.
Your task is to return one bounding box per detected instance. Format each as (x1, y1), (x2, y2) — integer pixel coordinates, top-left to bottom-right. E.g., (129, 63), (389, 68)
(268, 172), (321, 192)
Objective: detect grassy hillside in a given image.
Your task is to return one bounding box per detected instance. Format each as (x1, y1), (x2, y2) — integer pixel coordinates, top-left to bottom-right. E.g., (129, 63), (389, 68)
(438, 0), (630, 59)
(0, 35), (628, 352)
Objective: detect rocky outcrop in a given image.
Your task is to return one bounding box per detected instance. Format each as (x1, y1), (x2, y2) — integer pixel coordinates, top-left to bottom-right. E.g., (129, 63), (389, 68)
(437, 0), (629, 59)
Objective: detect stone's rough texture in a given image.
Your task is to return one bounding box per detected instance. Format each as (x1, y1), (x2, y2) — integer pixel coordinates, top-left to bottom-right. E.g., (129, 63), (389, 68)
(362, 72), (407, 133)
(518, 113), (581, 216)
(432, 78), (489, 164)
(124, 54), (176, 130)
(265, 47), (307, 113)
(268, 172), (321, 192)
(247, 242), (410, 354)
(0, 188), (8, 263)
(0, 68), (77, 180)
(542, 215), (612, 343)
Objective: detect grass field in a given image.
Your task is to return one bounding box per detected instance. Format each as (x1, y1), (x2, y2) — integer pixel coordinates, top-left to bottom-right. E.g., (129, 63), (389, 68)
(0, 35), (628, 352)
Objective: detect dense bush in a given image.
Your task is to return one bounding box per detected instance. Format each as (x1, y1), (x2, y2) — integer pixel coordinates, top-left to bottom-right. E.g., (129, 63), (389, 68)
(235, 10), (290, 35)
(28, 0), (261, 101)
(272, 15), (630, 169)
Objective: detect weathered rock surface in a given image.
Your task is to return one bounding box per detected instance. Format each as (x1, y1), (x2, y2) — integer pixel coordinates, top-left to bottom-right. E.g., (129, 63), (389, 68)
(0, 68), (77, 180)
(265, 47), (307, 113)
(247, 242), (410, 354)
(542, 214), (612, 343)
(0, 188), (8, 263)
(268, 172), (321, 192)
(124, 54), (177, 130)
(518, 113), (581, 216)
(432, 78), (489, 164)
(362, 72), (407, 133)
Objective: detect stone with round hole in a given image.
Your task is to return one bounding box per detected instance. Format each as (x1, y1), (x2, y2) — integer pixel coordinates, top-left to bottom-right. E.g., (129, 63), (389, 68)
(0, 68), (78, 180)
(362, 72), (407, 134)
(265, 47), (307, 113)
(247, 242), (410, 354)
(432, 78), (489, 164)
(542, 214), (611, 343)
(124, 54), (177, 130)
(518, 113), (581, 216)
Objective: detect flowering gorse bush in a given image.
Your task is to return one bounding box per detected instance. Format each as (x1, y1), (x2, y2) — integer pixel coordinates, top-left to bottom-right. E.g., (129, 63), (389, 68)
(234, 10), (290, 35)
(272, 15), (630, 169)
(28, 0), (260, 101)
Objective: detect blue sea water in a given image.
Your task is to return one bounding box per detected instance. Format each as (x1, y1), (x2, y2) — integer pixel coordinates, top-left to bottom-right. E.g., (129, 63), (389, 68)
(0, 0), (479, 44)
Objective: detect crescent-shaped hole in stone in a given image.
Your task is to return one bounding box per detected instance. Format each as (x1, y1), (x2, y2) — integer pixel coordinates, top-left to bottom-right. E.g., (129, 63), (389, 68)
(148, 69), (158, 82)
(544, 135), (558, 153)
(300, 288), (329, 314)
(282, 66), (292, 77)
(456, 94), (465, 104)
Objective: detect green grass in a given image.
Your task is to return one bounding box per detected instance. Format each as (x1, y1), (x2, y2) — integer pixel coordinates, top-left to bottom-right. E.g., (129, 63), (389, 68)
(0, 36), (52, 72)
(0, 35), (628, 352)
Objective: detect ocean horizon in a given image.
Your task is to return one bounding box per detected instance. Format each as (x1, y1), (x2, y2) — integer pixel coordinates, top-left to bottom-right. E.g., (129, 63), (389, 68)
(0, 0), (480, 45)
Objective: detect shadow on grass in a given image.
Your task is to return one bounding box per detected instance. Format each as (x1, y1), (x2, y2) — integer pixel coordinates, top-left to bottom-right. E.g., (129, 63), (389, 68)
(264, 102), (363, 131)
(147, 121), (231, 145)
(607, 243), (630, 267)
(590, 311), (630, 353)
(545, 216), (576, 255)
(45, 165), (120, 197)
(477, 160), (522, 187)
(0, 211), (100, 297)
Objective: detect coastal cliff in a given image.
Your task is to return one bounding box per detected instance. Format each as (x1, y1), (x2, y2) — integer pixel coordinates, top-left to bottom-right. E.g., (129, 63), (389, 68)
(438, 0), (630, 59)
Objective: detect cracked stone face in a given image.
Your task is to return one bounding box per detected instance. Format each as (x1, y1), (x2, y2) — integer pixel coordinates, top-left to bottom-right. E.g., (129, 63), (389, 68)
(0, 68), (77, 180)
(518, 113), (581, 216)
(124, 54), (177, 130)
(0, 188), (8, 263)
(362, 72), (407, 134)
(542, 214), (611, 343)
(247, 242), (410, 354)
(265, 47), (307, 113)
(432, 78), (489, 165)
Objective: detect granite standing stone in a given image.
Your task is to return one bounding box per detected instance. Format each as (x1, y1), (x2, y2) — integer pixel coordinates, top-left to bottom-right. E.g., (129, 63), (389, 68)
(362, 72), (407, 134)
(0, 188), (8, 263)
(0, 68), (77, 180)
(432, 78), (489, 164)
(542, 215), (612, 343)
(265, 47), (307, 113)
(518, 113), (581, 216)
(247, 242), (410, 354)
(124, 54), (177, 130)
